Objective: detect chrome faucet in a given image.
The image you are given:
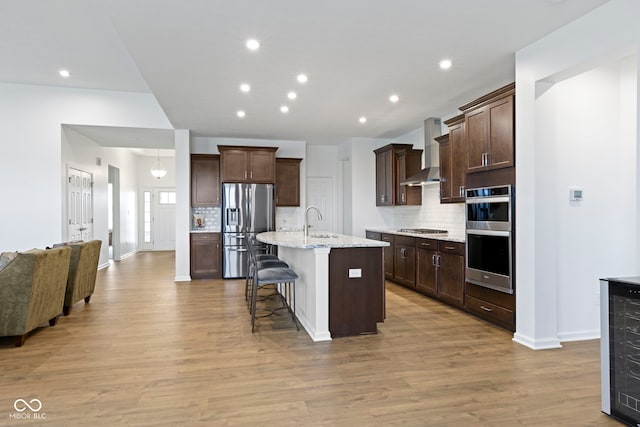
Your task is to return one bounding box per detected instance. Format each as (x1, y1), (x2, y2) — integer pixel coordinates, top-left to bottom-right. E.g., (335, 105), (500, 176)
(304, 206), (323, 237)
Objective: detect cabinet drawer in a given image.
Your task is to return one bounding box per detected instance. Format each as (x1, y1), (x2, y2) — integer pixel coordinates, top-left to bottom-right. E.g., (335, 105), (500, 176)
(437, 241), (464, 256)
(416, 238), (437, 250)
(191, 233), (220, 241)
(394, 235), (416, 247)
(465, 295), (514, 329)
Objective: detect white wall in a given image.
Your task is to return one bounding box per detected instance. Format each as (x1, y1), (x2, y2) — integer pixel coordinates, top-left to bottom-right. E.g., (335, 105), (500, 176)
(514, 0), (640, 349)
(0, 82), (172, 253)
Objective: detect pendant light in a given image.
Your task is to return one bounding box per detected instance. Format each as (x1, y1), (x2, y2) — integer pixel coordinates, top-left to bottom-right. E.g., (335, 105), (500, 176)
(150, 149), (167, 179)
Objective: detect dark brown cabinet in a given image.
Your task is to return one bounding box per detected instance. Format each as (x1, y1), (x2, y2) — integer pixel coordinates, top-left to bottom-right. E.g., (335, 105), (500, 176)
(381, 233), (394, 280)
(416, 239), (465, 308)
(275, 158), (301, 206)
(438, 114), (466, 203)
(190, 233), (221, 279)
(393, 235), (416, 288)
(374, 144), (422, 206)
(465, 282), (515, 331)
(191, 154), (220, 206)
(461, 83), (515, 174)
(218, 145), (277, 183)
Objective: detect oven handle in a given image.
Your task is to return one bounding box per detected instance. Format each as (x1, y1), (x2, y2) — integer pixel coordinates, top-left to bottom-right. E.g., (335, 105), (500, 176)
(466, 229), (510, 237)
(465, 196), (511, 204)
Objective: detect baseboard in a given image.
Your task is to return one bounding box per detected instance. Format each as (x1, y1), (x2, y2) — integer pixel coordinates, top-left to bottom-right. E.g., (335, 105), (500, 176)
(557, 329), (600, 343)
(98, 262), (110, 270)
(114, 249), (137, 261)
(512, 332), (563, 350)
(174, 275), (192, 282)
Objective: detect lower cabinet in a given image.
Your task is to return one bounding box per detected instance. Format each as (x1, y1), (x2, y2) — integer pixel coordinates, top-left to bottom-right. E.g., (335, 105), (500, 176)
(381, 233), (394, 280)
(416, 239), (465, 308)
(393, 236), (416, 288)
(465, 282), (515, 331)
(190, 233), (221, 279)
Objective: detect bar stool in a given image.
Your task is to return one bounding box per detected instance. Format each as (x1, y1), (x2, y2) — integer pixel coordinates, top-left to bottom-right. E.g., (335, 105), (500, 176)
(247, 237), (299, 332)
(244, 234), (288, 306)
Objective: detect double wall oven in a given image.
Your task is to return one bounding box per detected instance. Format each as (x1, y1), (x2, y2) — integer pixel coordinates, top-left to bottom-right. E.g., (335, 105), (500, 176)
(465, 185), (514, 294)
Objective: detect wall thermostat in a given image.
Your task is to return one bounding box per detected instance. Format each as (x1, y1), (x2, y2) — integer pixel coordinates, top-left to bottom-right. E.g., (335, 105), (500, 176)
(570, 188), (583, 201)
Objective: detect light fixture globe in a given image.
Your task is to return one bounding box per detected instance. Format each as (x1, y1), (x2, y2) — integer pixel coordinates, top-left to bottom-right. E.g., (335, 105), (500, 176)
(150, 149), (167, 179)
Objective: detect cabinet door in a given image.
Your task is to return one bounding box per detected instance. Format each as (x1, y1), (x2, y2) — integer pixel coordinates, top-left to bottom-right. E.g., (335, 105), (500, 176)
(487, 95), (514, 170)
(465, 107), (488, 174)
(416, 247), (437, 297)
(190, 233), (221, 278)
(438, 138), (452, 203)
(275, 158), (301, 206)
(393, 245), (415, 288)
(381, 234), (394, 280)
(449, 121), (466, 202)
(395, 152), (408, 205)
(437, 250), (465, 307)
(375, 150), (393, 206)
(249, 150), (276, 183)
(191, 155), (220, 206)
(221, 150), (249, 182)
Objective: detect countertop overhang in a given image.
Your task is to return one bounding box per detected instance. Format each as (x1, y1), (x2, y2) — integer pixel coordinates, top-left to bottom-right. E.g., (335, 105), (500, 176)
(256, 231), (389, 249)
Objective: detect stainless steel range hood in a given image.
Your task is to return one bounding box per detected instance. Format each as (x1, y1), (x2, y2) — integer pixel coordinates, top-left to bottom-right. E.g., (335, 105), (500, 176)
(401, 117), (441, 186)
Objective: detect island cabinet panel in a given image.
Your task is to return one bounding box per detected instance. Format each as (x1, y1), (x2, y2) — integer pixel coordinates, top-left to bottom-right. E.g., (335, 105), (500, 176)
(275, 158), (302, 206)
(218, 145), (277, 183)
(329, 247), (385, 338)
(393, 235), (416, 288)
(190, 233), (221, 279)
(191, 154), (220, 206)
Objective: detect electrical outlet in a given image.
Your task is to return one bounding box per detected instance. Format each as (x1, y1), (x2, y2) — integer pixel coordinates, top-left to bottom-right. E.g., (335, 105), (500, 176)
(348, 268), (362, 278)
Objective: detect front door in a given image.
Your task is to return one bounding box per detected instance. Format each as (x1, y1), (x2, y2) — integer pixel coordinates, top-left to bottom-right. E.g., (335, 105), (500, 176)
(152, 189), (176, 250)
(67, 167), (93, 242)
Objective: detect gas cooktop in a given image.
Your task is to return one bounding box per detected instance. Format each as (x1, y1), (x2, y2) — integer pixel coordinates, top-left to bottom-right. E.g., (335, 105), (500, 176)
(398, 228), (448, 235)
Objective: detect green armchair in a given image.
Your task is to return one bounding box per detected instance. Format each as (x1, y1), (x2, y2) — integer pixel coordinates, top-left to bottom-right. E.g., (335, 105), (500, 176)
(63, 240), (102, 316)
(0, 246), (71, 346)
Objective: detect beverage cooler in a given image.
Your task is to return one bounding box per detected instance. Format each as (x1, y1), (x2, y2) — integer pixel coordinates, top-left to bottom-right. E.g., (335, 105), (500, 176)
(601, 277), (640, 425)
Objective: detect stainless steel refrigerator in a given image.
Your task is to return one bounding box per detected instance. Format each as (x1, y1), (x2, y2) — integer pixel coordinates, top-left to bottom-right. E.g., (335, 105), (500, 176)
(222, 183), (275, 278)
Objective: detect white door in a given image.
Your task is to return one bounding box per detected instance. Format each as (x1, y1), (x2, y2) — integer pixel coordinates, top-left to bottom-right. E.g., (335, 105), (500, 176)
(67, 167), (93, 242)
(307, 177), (334, 233)
(152, 189), (176, 250)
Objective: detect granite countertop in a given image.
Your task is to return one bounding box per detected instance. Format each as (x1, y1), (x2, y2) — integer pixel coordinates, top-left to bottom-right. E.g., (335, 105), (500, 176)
(257, 231), (390, 249)
(191, 229), (218, 233)
(366, 228), (466, 243)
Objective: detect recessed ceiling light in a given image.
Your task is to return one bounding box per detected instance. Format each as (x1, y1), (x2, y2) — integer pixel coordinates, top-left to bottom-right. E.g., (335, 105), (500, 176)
(389, 94), (399, 103)
(439, 59), (452, 70)
(359, 116), (367, 124)
(287, 91), (297, 100)
(59, 69), (71, 78)
(246, 39), (260, 51)
(240, 83), (251, 92)
(280, 106), (289, 113)
(297, 74), (308, 84)
(237, 110), (246, 118)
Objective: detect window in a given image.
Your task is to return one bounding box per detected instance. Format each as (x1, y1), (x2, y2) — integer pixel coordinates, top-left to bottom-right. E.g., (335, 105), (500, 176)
(143, 191), (151, 243)
(158, 191), (176, 204)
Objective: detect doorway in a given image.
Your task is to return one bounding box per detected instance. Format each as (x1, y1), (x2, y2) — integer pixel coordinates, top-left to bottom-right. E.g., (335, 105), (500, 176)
(108, 165), (121, 261)
(140, 188), (176, 251)
(67, 166), (94, 242)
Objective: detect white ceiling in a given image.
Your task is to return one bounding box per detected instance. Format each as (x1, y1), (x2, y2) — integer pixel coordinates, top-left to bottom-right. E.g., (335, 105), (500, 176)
(1, 0), (611, 150)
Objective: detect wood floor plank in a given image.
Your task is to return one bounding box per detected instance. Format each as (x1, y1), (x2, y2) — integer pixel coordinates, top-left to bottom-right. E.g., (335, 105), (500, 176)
(0, 251), (619, 426)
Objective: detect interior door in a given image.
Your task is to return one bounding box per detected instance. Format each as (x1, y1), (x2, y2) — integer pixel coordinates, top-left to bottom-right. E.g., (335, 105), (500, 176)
(307, 177), (334, 233)
(67, 167), (93, 242)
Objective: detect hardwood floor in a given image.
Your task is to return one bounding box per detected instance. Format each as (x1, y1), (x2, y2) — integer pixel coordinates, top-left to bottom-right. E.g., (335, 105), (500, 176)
(0, 251), (618, 426)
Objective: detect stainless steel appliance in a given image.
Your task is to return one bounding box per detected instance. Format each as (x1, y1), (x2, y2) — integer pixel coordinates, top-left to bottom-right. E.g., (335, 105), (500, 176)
(465, 185), (513, 294)
(601, 277), (640, 425)
(222, 183), (275, 278)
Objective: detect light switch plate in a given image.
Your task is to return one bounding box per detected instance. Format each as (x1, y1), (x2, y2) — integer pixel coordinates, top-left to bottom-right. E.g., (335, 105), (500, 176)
(570, 188), (583, 201)
(348, 268), (362, 278)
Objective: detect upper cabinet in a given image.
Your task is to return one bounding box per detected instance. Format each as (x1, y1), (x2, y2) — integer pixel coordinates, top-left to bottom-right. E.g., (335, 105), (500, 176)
(275, 158), (302, 206)
(460, 83), (515, 174)
(438, 114), (466, 203)
(218, 145), (277, 183)
(191, 154), (220, 206)
(373, 144), (422, 206)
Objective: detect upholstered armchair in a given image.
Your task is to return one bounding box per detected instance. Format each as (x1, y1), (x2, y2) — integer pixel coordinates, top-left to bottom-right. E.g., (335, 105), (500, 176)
(63, 240), (102, 316)
(0, 246), (71, 346)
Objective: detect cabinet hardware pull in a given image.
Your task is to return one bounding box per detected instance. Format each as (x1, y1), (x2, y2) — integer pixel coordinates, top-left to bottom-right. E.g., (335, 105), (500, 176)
(432, 254), (436, 265)
(250, 171), (253, 179)
(244, 171), (248, 179)
(480, 305), (493, 312)
(444, 246), (455, 251)
(437, 255), (441, 267)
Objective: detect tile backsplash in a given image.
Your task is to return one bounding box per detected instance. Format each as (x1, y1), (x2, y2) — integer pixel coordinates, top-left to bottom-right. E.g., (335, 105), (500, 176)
(191, 206), (221, 231)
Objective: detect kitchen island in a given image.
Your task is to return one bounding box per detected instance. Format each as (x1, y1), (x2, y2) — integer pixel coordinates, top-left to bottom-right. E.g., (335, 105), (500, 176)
(257, 231), (389, 341)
